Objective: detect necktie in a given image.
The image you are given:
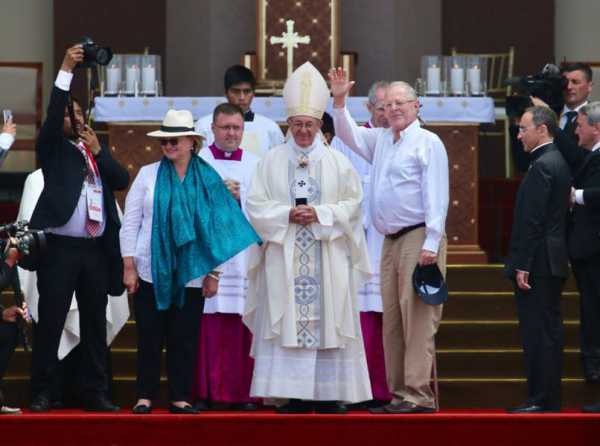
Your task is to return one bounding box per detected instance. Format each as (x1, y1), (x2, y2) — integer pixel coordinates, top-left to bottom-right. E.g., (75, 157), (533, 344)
(81, 147), (101, 237)
(563, 111), (578, 141)
(244, 110), (255, 122)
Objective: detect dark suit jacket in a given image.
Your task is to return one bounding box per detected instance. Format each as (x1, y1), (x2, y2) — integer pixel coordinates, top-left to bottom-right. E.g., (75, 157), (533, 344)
(555, 129), (600, 260)
(505, 143), (571, 278)
(28, 85), (129, 293)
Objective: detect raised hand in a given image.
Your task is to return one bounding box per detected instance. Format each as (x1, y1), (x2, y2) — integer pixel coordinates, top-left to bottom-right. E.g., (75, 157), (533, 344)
(61, 44), (84, 73)
(328, 67), (355, 107)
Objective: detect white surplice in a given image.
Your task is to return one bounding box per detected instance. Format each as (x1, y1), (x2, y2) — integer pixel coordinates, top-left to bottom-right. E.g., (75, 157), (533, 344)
(331, 136), (384, 312)
(198, 147), (260, 314)
(244, 139), (373, 403)
(17, 169), (130, 360)
(195, 113), (284, 158)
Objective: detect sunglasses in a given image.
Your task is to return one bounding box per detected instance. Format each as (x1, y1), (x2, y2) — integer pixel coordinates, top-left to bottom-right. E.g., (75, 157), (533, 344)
(159, 138), (179, 147)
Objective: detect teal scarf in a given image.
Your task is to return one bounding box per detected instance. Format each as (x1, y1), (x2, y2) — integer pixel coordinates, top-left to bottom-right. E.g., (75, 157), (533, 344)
(151, 155), (261, 310)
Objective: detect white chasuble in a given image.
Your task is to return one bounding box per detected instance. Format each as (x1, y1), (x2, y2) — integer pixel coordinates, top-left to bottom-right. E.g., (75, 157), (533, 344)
(198, 147), (260, 314)
(244, 139), (373, 403)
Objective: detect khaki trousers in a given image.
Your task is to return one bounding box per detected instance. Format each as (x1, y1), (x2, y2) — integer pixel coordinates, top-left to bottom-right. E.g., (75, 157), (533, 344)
(380, 227), (447, 408)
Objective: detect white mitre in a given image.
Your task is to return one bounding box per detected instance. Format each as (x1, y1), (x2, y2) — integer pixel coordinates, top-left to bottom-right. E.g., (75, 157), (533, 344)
(283, 62), (329, 120)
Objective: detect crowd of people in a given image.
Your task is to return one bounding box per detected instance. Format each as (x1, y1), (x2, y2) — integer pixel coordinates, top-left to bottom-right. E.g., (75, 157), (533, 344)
(0, 42), (599, 415)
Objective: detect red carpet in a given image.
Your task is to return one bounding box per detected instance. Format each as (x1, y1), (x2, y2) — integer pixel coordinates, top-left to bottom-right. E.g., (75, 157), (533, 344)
(2, 410), (599, 445)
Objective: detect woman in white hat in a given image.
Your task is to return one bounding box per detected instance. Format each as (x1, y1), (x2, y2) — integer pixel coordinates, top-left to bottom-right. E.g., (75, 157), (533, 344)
(119, 109), (260, 414)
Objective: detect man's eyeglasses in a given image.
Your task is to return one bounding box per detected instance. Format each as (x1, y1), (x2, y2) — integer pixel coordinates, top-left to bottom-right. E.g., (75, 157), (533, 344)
(159, 138), (179, 146)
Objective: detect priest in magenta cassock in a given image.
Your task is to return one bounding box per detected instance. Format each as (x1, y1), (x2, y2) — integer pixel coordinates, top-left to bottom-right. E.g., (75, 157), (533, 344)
(244, 62), (373, 414)
(192, 102), (261, 410)
(195, 65), (284, 158)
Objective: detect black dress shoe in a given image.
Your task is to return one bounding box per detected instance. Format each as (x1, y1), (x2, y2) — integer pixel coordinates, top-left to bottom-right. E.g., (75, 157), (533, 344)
(169, 404), (198, 414)
(275, 399), (313, 414)
(582, 401), (600, 413)
(84, 395), (120, 412)
(507, 403), (560, 414)
(229, 402), (259, 411)
(584, 371), (600, 384)
(132, 404), (152, 414)
(192, 400), (210, 412)
(382, 401), (435, 414)
(314, 401), (348, 414)
(30, 393), (51, 413)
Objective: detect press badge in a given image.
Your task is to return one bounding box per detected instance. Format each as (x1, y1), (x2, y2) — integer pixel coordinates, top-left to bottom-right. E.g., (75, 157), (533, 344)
(86, 184), (104, 222)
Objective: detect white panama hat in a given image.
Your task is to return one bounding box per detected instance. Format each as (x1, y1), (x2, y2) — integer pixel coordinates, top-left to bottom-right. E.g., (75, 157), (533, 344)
(147, 109), (202, 138)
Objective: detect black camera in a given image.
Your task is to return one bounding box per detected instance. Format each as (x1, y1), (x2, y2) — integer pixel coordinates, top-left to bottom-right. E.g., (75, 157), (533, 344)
(78, 36), (113, 68)
(0, 220), (46, 257)
(505, 64), (567, 118)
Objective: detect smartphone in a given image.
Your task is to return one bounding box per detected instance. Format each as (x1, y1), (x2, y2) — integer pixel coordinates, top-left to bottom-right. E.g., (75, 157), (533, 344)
(2, 109), (12, 124)
(295, 197), (308, 206)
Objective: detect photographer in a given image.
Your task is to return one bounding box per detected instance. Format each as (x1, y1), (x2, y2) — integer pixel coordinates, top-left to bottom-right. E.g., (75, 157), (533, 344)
(0, 246), (26, 415)
(28, 44), (129, 413)
(559, 63), (593, 142)
(510, 63), (594, 173)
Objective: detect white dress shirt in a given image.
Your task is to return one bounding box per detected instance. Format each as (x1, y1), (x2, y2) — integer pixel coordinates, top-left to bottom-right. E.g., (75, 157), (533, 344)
(559, 101), (588, 129)
(574, 140), (600, 205)
(120, 161), (223, 287)
(332, 107), (449, 253)
(46, 70), (106, 238)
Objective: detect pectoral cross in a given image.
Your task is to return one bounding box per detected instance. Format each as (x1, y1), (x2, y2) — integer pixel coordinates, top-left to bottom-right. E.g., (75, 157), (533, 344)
(270, 20), (311, 78)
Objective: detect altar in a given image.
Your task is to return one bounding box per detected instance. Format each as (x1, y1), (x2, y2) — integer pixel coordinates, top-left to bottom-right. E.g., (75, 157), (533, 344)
(95, 96), (495, 263)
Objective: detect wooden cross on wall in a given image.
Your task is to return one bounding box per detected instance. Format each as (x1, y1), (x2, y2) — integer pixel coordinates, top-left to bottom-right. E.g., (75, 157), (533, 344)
(256, 0), (341, 82)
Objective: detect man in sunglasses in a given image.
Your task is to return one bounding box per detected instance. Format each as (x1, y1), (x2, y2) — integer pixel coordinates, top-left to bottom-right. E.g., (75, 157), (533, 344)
(27, 44), (129, 412)
(195, 65), (284, 158)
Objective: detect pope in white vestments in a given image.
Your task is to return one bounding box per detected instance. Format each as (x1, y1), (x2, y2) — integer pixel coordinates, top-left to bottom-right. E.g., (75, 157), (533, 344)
(244, 62), (372, 413)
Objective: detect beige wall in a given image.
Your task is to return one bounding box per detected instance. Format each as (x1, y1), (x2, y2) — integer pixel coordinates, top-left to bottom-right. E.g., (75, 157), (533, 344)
(166, 0), (441, 96)
(0, 0), (53, 171)
(555, 0), (600, 62)
(0, 0), (53, 112)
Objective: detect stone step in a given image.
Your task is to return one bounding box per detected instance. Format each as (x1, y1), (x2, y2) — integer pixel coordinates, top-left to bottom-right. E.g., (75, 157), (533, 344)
(445, 264), (578, 292)
(443, 291), (579, 320)
(436, 320), (580, 349)
(7, 348), (585, 379)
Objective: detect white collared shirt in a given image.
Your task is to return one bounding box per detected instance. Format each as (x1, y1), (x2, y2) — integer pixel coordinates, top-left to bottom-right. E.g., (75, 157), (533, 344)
(574, 140), (600, 205)
(332, 107), (449, 253)
(559, 101), (588, 129)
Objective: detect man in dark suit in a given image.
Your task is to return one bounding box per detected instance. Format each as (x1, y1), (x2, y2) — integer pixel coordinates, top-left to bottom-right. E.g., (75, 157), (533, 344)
(552, 102), (600, 411)
(505, 106), (571, 413)
(511, 63), (593, 173)
(28, 44), (129, 412)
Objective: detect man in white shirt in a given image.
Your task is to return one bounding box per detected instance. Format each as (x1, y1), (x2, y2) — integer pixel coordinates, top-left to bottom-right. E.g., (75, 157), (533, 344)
(194, 102), (260, 410)
(0, 118), (16, 167)
(330, 68), (449, 414)
(195, 65), (284, 158)
(331, 80), (391, 405)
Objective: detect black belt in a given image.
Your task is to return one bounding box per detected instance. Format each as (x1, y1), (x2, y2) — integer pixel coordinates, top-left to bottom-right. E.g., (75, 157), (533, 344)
(385, 222), (426, 240)
(47, 233), (103, 248)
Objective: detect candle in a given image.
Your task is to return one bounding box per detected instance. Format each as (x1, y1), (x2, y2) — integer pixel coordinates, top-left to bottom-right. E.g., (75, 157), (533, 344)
(427, 65), (440, 94)
(106, 65), (120, 94)
(468, 65), (481, 95)
(450, 65), (464, 95)
(142, 65), (156, 94)
(126, 65), (140, 94)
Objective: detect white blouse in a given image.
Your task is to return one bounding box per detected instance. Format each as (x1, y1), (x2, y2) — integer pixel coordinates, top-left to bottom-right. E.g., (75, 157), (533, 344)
(120, 161), (223, 288)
